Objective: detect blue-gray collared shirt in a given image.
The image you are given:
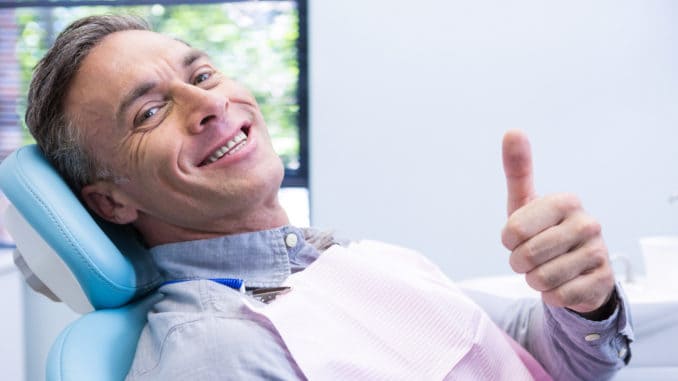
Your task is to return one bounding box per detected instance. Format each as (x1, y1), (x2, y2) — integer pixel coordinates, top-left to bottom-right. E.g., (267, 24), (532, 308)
(125, 226), (632, 381)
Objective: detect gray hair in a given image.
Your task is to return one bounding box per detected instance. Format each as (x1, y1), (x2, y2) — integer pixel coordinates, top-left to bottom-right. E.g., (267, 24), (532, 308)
(25, 14), (150, 191)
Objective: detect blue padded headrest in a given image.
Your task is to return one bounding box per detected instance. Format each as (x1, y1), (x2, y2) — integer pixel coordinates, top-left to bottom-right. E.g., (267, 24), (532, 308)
(0, 145), (160, 309)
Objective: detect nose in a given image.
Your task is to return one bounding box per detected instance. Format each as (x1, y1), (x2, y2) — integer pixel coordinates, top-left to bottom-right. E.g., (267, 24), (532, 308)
(174, 83), (229, 135)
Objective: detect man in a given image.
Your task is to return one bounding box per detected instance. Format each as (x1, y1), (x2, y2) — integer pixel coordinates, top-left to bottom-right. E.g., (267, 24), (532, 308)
(26, 15), (631, 380)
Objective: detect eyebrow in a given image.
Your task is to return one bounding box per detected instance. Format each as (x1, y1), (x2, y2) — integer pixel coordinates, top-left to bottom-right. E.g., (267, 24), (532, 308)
(183, 49), (207, 67)
(116, 49), (209, 123)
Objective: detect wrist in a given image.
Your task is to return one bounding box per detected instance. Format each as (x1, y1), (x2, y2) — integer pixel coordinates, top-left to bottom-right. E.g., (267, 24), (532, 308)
(571, 290), (618, 321)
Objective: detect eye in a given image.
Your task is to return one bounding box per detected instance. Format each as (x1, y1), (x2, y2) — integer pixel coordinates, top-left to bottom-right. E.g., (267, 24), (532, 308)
(193, 72), (212, 85)
(135, 104), (164, 126)
(140, 106), (159, 121)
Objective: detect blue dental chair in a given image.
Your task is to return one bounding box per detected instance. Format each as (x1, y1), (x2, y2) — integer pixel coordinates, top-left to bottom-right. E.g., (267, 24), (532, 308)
(0, 145), (163, 381)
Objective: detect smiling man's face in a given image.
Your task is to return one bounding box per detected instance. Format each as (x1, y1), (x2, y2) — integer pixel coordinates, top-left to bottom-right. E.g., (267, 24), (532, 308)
(66, 29), (288, 246)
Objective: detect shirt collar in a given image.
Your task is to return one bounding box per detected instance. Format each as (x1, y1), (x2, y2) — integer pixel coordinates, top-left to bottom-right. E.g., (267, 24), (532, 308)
(150, 226), (317, 288)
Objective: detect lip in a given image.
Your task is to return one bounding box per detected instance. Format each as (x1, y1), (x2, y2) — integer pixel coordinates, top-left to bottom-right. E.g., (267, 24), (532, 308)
(197, 122), (256, 168)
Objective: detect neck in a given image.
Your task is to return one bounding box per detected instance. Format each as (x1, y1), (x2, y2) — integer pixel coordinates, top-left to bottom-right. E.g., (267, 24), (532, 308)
(135, 202), (290, 248)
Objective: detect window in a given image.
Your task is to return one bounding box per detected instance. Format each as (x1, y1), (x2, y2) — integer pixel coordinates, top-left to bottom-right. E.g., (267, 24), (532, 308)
(0, 0), (309, 225)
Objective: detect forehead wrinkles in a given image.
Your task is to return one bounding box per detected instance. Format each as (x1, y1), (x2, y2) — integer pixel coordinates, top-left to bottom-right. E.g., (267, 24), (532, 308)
(106, 31), (192, 74)
(90, 31), (191, 97)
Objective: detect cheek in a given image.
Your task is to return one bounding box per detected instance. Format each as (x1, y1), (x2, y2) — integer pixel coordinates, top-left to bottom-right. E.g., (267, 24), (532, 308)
(118, 132), (179, 180)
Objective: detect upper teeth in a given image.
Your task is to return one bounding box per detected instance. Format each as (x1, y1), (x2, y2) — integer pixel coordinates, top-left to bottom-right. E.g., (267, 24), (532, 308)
(206, 131), (248, 164)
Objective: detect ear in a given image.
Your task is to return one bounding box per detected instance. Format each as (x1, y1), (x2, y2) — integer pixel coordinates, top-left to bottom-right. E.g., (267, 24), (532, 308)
(81, 182), (139, 224)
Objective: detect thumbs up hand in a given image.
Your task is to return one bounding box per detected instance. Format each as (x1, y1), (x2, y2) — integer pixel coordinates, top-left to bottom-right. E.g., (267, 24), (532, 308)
(501, 130), (615, 317)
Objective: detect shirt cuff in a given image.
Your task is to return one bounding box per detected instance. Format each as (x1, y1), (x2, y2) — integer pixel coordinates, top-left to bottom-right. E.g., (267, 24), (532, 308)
(544, 281), (634, 365)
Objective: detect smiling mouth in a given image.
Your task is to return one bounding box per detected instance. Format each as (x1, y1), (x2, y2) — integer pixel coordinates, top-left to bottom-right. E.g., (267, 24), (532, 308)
(200, 125), (251, 166)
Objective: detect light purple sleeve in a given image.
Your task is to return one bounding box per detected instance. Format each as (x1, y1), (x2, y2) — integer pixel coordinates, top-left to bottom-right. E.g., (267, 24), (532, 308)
(464, 282), (633, 381)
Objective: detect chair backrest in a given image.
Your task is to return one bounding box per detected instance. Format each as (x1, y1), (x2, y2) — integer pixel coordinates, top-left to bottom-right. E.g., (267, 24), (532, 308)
(0, 145), (162, 380)
(0, 145), (161, 311)
(46, 293), (162, 381)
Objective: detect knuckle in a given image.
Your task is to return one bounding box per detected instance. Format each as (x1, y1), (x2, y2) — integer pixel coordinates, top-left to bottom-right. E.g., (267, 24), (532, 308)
(509, 251), (524, 273)
(595, 267), (615, 288)
(522, 244), (540, 269)
(553, 193), (581, 213)
(585, 245), (609, 267)
(525, 272), (541, 290)
(512, 243), (539, 273)
(504, 220), (529, 247)
(553, 288), (568, 304)
(516, 242), (536, 266)
(589, 248), (607, 268)
(544, 273), (562, 290)
(527, 267), (556, 291)
(576, 215), (602, 238)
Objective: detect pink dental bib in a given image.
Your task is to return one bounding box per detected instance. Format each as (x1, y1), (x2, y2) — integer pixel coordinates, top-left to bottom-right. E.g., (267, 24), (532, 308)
(245, 240), (552, 380)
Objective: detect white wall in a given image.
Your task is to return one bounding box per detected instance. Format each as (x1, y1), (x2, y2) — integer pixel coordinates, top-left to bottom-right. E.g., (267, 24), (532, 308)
(309, 0), (678, 280)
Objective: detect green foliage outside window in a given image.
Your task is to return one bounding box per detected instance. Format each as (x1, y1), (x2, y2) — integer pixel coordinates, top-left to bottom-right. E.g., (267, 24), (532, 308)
(14, 2), (301, 170)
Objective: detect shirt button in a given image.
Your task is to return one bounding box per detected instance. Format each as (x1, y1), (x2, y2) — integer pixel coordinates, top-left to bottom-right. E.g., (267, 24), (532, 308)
(584, 333), (601, 342)
(285, 233), (298, 248)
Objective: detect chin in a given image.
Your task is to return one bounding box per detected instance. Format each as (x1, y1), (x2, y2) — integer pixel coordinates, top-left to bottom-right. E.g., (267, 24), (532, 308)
(248, 156), (285, 195)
